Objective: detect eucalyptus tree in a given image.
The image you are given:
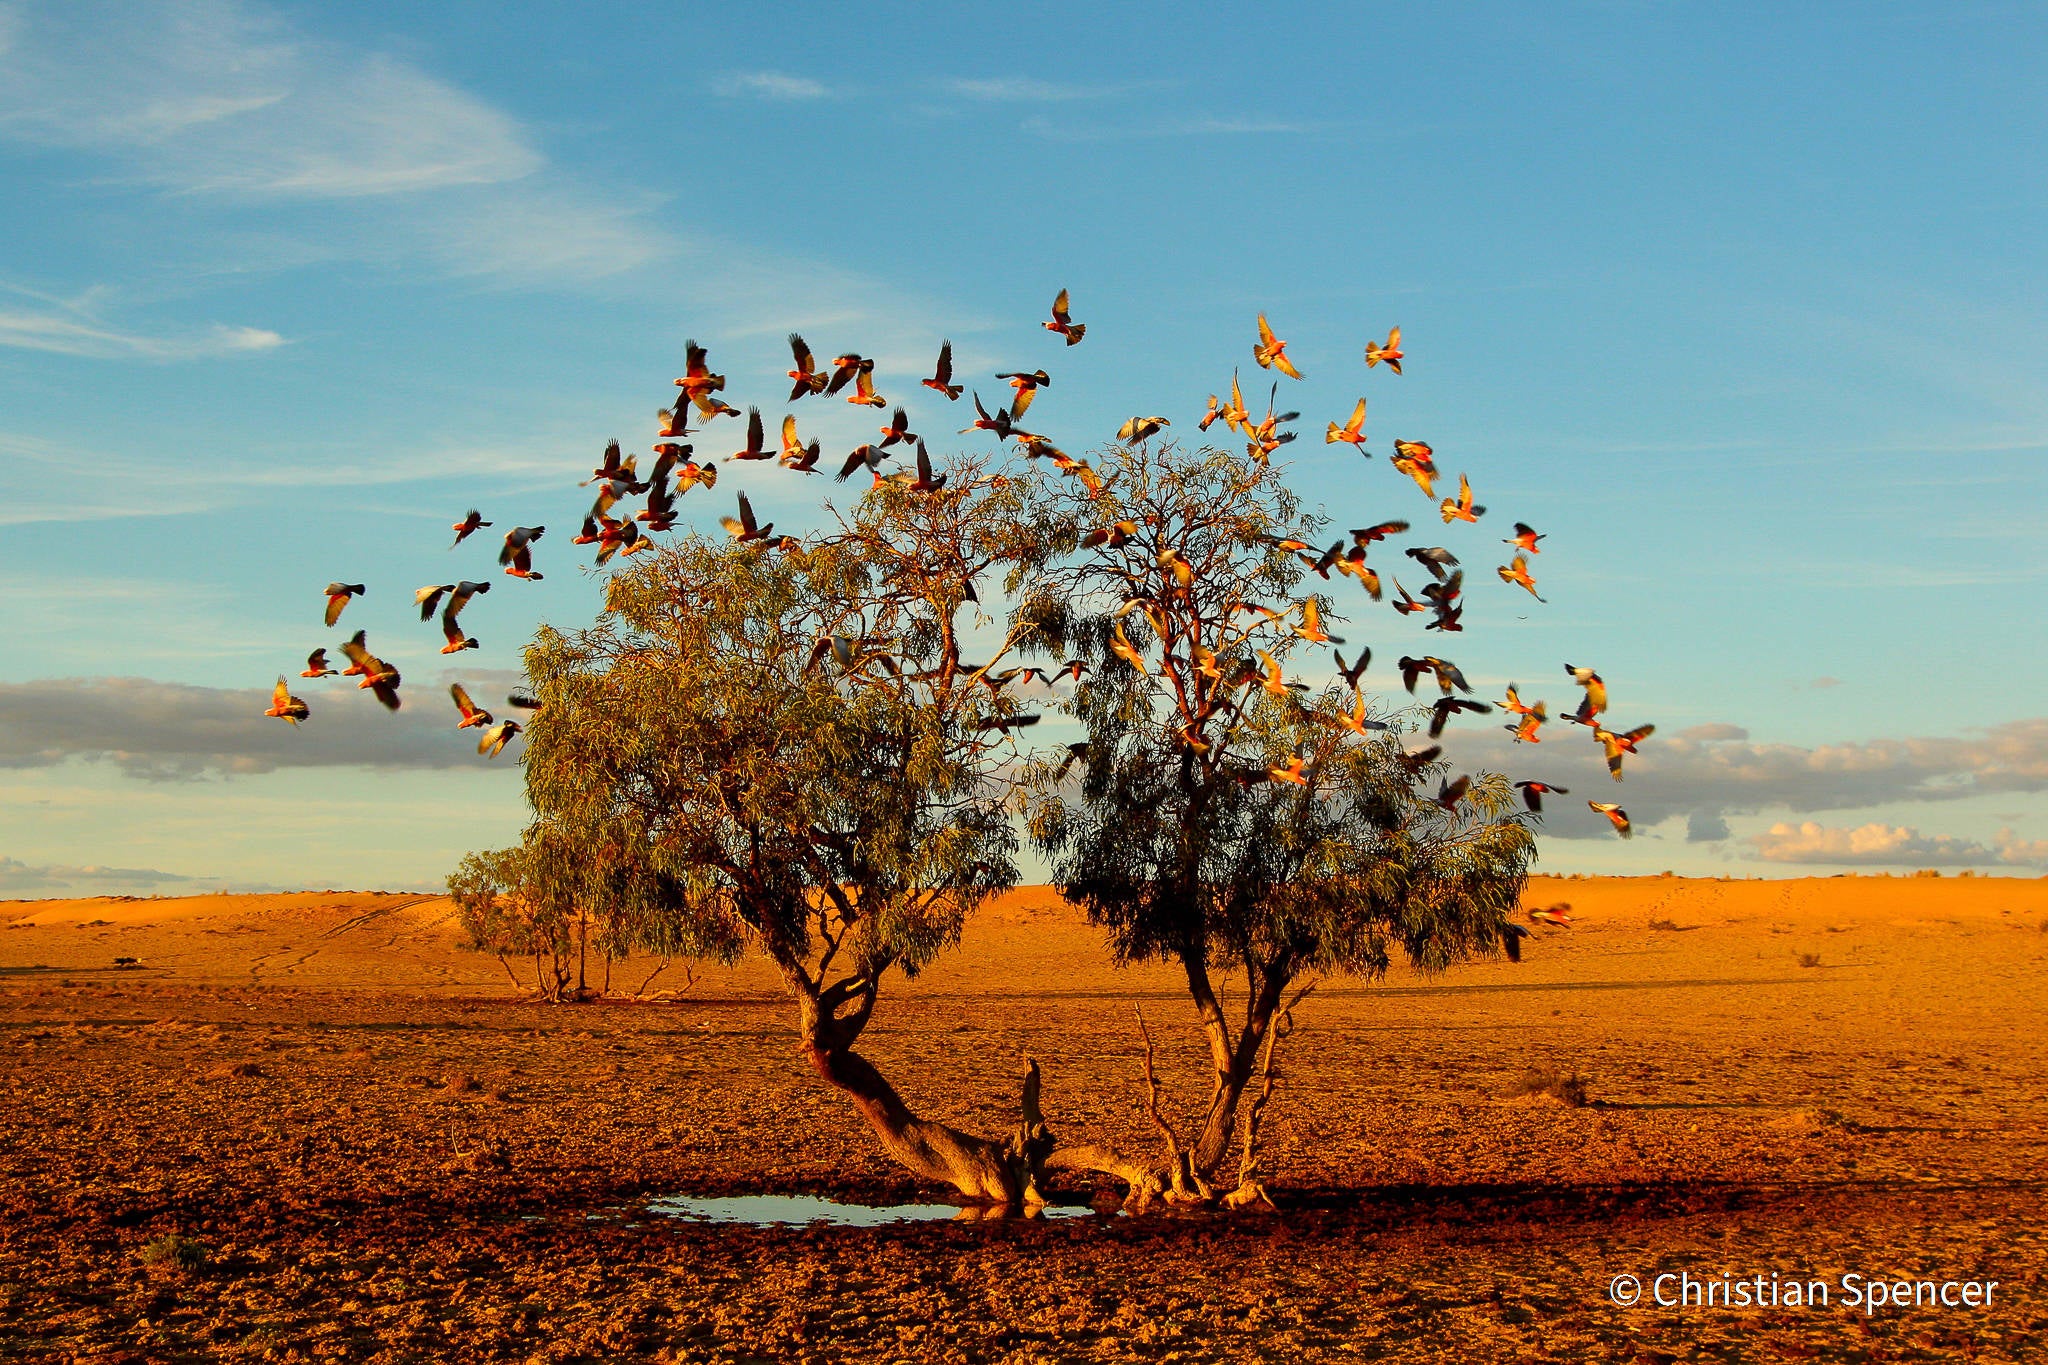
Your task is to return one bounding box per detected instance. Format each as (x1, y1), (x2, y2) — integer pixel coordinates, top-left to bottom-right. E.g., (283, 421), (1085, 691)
(1020, 438), (1537, 1202)
(463, 463), (1141, 1201)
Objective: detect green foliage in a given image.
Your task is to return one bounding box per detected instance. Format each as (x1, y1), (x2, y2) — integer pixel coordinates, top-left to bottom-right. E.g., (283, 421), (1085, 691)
(1023, 438), (1536, 985)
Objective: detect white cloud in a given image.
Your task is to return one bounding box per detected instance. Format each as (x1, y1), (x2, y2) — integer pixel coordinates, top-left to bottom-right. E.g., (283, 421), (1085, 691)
(1748, 821), (2048, 869)
(0, 308), (283, 360)
(712, 71), (830, 100)
(0, 1), (668, 283)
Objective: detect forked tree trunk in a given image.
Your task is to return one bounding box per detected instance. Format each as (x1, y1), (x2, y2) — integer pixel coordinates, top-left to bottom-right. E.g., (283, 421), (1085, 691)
(1184, 959), (1291, 1176)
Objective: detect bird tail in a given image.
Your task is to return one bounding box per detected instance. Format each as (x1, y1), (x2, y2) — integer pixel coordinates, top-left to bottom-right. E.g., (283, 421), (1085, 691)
(1066, 324), (1085, 344)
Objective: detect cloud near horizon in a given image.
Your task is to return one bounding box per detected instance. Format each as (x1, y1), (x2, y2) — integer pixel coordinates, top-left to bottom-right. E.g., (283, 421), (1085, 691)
(1749, 822), (2048, 869)
(0, 677), (519, 780)
(1453, 715), (2048, 844)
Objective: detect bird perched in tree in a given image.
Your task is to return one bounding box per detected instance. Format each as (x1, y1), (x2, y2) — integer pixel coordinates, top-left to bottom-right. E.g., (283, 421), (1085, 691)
(1081, 519), (1139, 549)
(1118, 415), (1169, 442)
(265, 677), (309, 725)
(1589, 801), (1632, 838)
(1513, 780), (1569, 813)
(478, 718), (522, 759)
(1364, 326), (1403, 374)
(720, 492), (774, 544)
(1439, 473), (1486, 524)
(1498, 555), (1544, 601)
(1565, 664), (1608, 715)
(1594, 724), (1656, 780)
(450, 509), (491, 548)
(500, 527), (544, 580)
(923, 340), (963, 399)
(1252, 314), (1303, 379)
(1326, 397), (1369, 448)
(301, 649), (336, 679)
(449, 683), (493, 730)
(1043, 288), (1085, 345)
(323, 583), (365, 628)
(1390, 439), (1437, 497)
(1505, 522), (1545, 555)
(786, 333), (829, 400)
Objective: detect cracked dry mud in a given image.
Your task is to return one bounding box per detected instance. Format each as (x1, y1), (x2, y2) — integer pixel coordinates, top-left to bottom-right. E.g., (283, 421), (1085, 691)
(3, 876), (2045, 1362)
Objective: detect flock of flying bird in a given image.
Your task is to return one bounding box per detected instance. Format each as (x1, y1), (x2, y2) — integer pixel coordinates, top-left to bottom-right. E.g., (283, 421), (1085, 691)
(261, 290), (1652, 840)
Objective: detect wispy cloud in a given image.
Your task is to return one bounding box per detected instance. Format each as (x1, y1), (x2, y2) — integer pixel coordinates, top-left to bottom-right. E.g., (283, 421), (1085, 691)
(941, 77), (1146, 103)
(1749, 821), (2048, 869)
(0, 0), (669, 282)
(0, 306), (283, 360)
(712, 70), (831, 100)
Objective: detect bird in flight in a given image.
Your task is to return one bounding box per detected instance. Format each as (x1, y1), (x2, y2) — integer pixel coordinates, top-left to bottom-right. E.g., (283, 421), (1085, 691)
(1334, 647), (1371, 689)
(1363, 326), (1403, 374)
(1565, 664), (1608, 715)
(339, 631), (402, 711)
(730, 407), (772, 461)
(923, 340), (963, 399)
(450, 509), (491, 548)
(1528, 904), (1575, 929)
(1267, 754), (1312, 786)
(1293, 598), (1343, 645)
(1252, 314), (1303, 379)
(449, 683), (494, 730)
(1044, 289), (1085, 345)
(1589, 801), (1632, 838)
(877, 407), (918, 451)
(478, 719), (523, 759)
(674, 340), (725, 401)
(1595, 723), (1656, 780)
(1325, 397), (1369, 449)
(500, 527), (545, 580)
(1439, 473), (1486, 525)
(1498, 555), (1544, 601)
(1390, 439), (1437, 498)
(1118, 415), (1170, 443)
(1429, 695), (1491, 738)
(786, 333), (829, 401)
(436, 580), (491, 654)
(1513, 780), (1569, 813)
(323, 582), (365, 628)
(847, 359), (887, 409)
(720, 492), (774, 544)
(301, 649), (336, 679)
(265, 677), (310, 725)
(1430, 774), (1472, 812)
(1505, 522), (1545, 555)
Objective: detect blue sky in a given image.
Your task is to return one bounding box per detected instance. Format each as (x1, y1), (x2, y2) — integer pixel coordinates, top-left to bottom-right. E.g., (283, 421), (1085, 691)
(2, 0), (2044, 894)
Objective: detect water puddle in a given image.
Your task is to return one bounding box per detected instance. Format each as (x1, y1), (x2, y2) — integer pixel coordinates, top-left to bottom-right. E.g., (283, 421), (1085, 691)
(649, 1193), (1110, 1228)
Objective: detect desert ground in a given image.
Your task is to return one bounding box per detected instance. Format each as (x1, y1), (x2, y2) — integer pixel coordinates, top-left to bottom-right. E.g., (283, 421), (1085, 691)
(3, 874), (2044, 1363)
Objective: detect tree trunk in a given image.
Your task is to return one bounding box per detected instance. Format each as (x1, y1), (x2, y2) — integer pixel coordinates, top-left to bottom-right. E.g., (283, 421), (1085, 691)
(1185, 961), (1290, 1176)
